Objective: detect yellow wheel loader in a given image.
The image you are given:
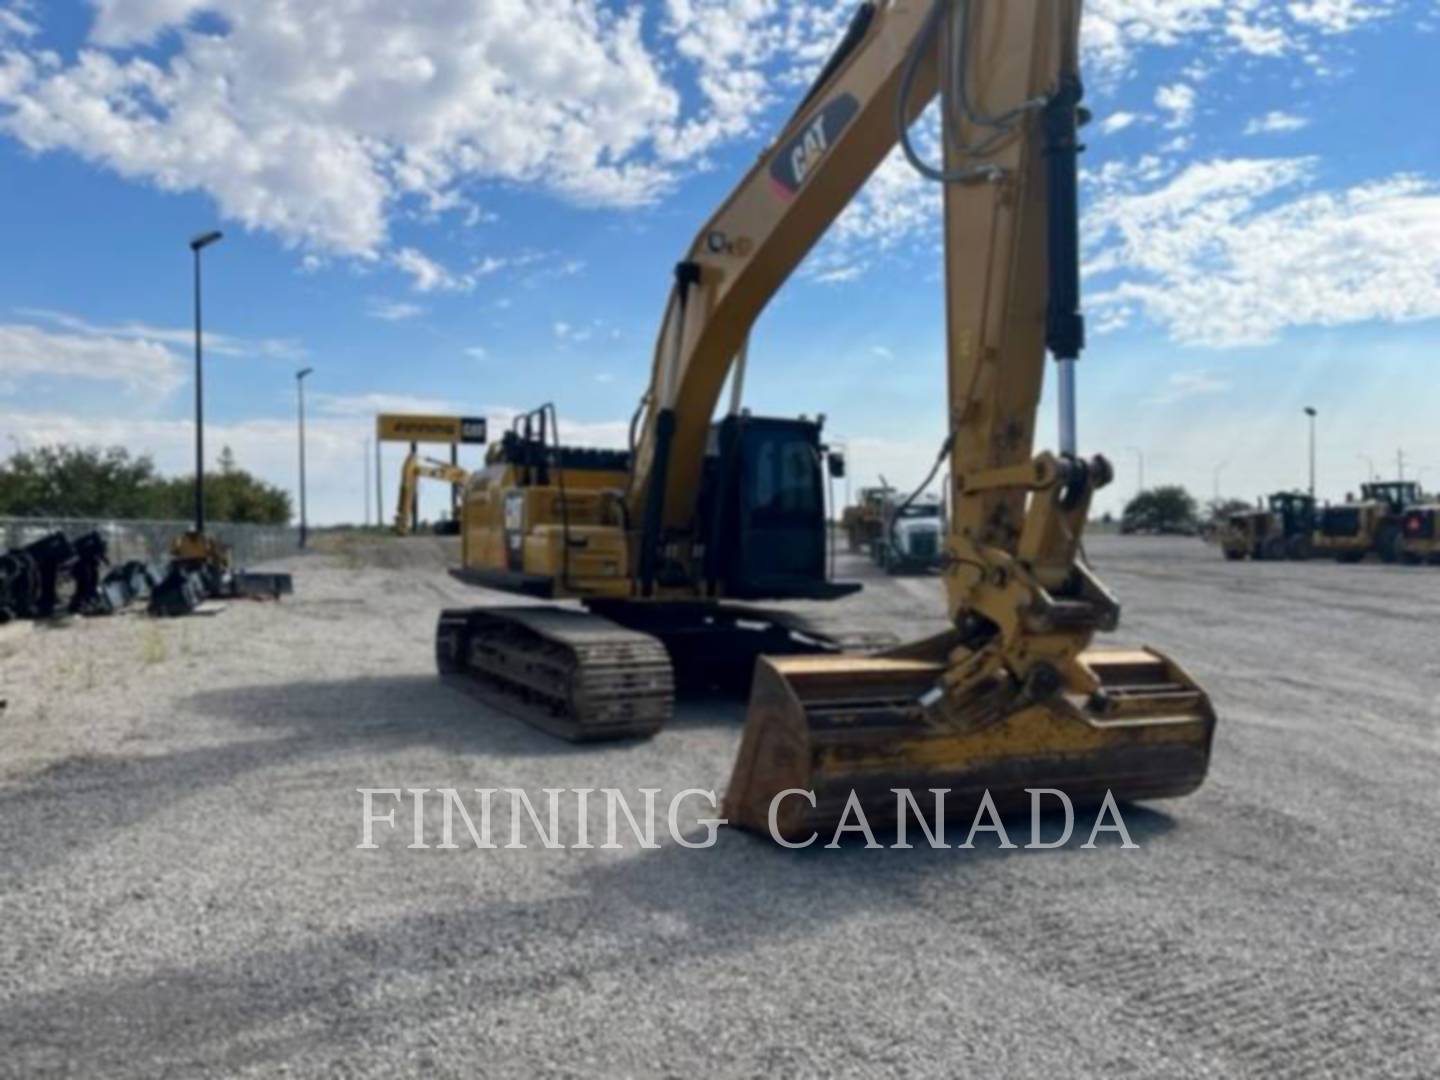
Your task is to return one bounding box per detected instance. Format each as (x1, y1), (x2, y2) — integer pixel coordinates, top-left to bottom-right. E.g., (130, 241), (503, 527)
(842, 485), (895, 553)
(1220, 493), (1316, 561)
(1313, 481), (1421, 563)
(436, 0), (1215, 841)
(1399, 503), (1440, 564)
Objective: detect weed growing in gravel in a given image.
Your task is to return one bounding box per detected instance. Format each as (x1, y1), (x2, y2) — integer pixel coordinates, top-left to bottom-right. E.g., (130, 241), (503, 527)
(141, 627), (168, 665)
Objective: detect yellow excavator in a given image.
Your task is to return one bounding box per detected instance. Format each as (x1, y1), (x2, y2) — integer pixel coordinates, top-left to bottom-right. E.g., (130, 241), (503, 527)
(394, 451), (469, 536)
(436, 0), (1215, 841)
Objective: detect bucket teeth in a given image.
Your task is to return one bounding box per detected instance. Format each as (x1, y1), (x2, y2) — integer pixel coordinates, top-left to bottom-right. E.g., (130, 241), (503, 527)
(724, 648), (1215, 844)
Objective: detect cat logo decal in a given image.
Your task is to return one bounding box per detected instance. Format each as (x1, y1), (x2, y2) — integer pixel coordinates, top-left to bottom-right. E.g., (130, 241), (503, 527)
(770, 94), (859, 200)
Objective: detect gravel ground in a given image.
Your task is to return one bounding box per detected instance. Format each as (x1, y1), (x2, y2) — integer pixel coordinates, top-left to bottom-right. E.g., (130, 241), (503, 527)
(1, 534), (1437, 1078)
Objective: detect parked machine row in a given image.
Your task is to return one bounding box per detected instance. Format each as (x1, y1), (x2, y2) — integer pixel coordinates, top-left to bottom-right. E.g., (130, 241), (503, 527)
(1221, 481), (1440, 564)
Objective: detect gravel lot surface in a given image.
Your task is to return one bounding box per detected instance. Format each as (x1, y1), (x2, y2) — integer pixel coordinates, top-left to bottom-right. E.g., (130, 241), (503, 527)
(2, 534), (1436, 1078)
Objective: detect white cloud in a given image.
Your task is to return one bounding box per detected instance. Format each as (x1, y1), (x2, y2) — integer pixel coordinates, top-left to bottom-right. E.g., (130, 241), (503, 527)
(1287, 0), (1397, 33)
(0, 1), (862, 259)
(366, 298), (425, 322)
(0, 307), (311, 400)
(14, 308), (305, 361)
(314, 392), (457, 419)
(0, 320), (183, 394)
(1086, 159), (1440, 346)
(1224, 16), (1291, 56)
(465, 346), (488, 361)
(1146, 370), (1232, 405)
(1083, 0), (1401, 76)
(1082, 0), (1234, 75)
(393, 248), (473, 294)
(1244, 111), (1311, 135)
(839, 434), (949, 497)
(803, 132), (939, 281)
(0, 4), (35, 43)
(553, 320), (594, 344)
(0, 0), (1404, 275)
(1155, 83), (1197, 129)
(1099, 112), (1141, 135)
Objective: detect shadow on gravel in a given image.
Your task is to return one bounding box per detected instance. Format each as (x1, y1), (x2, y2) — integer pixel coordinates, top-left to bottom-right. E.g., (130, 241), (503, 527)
(181, 674), (616, 757)
(185, 672), (754, 740)
(0, 804), (1178, 1077)
(0, 676), (623, 882)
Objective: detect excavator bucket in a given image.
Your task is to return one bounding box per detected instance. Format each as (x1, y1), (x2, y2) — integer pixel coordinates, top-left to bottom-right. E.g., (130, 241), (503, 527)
(724, 648), (1215, 844)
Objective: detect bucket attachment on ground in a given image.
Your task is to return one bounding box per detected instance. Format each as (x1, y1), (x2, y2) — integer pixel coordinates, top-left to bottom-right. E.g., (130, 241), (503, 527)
(226, 572), (294, 600)
(149, 565), (209, 617)
(18, 532), (76, 619)
(724, 646), (1215, 844)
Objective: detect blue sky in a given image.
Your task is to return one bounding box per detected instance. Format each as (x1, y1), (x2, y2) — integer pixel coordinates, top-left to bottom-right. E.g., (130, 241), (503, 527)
(1, 0), (1438, 524)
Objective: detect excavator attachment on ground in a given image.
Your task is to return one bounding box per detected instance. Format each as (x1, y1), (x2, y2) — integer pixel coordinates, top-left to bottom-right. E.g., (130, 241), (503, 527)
(727, 647), (1214, 842)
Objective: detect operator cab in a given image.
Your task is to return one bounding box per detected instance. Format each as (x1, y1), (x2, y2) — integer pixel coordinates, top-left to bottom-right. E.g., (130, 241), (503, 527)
(699, 414), (857, 601)
(1268, 492), (1316, 535)
(1361, 481), (1421, 513)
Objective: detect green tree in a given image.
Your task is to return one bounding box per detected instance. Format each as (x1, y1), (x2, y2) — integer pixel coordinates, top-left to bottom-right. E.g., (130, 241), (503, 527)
(0, 443), (292, 525)
(1122, 486), (1199, 535)
(0, 445), (160, 518)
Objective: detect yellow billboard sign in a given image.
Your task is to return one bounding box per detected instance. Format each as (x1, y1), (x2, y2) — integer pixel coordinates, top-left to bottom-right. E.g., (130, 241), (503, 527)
(376, 414), (488, 445)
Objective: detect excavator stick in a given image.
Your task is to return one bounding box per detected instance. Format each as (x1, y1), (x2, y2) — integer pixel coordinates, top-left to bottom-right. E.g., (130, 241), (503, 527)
(720, 0), (1218, 844)
(725, 648), (1215, 843)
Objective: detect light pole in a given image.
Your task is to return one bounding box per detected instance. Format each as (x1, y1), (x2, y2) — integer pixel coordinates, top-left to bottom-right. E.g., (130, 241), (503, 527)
(1124, 445), (1145, 496)
(1358, 453), (1376, 484)
(364, 439), (372, 526)
(189, 230), (223, 534)
(296, 367), (314, 548)
(1304, 407), (1317, 500)
(1212, 460), (1229, 503)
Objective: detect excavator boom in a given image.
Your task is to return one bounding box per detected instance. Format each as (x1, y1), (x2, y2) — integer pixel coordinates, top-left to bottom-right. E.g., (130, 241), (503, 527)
(395, 451), (469, 535)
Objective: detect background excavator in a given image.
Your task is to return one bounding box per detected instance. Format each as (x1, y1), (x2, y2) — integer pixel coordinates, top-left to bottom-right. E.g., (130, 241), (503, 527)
(394, 451), (469, 536)
(436, 0), (1215, 841)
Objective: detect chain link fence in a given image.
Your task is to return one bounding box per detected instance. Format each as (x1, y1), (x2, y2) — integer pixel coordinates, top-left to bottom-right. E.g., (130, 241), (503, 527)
(0, 518), (300, 566)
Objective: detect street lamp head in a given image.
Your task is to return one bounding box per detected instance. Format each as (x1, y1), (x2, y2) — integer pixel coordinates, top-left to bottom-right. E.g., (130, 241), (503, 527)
(1304, 407), (1317, 418)
(190, 230), (224, 252)
(297, 367), (314, 381)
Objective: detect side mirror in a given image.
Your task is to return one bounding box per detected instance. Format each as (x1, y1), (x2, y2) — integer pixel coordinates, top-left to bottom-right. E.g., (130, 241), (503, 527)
(827, 452), (847, 479)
